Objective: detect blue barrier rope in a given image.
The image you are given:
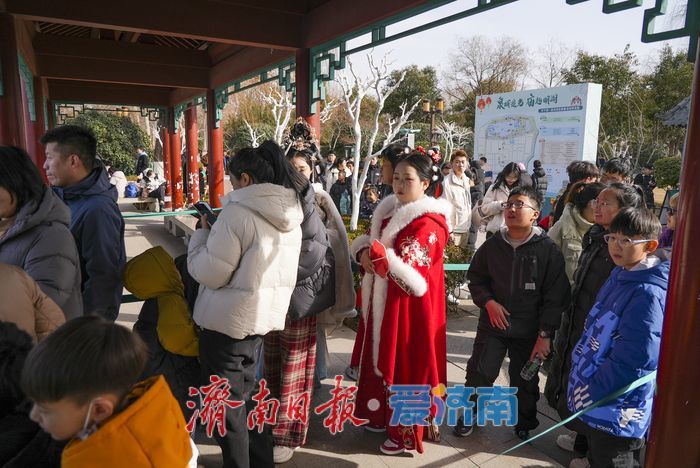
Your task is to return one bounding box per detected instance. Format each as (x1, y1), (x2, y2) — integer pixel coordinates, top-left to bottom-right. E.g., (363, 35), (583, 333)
(481, 371), (658, 464)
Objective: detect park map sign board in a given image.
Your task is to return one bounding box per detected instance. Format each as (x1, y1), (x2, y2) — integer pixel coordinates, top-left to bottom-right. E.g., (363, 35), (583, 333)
(474, 83), (602, 195)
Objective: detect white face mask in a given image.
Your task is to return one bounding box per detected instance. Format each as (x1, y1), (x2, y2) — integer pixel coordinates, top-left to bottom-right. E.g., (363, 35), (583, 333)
(76, 400), (98, 441)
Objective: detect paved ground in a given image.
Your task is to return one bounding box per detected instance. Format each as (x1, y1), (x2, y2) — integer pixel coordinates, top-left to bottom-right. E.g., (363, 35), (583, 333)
(119, 213), (575, 468)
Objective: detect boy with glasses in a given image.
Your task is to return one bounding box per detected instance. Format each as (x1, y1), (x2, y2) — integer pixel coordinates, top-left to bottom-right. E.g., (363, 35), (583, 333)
(455, 186), (570, 439)
(567, 208), (668, 467)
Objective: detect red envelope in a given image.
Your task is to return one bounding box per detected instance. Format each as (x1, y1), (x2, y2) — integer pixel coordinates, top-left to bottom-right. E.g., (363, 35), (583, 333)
(369, 240), (389, 278)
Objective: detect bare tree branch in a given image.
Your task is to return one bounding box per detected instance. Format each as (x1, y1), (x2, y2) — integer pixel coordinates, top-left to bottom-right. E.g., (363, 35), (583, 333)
(243, 118), (263, 147)
(258, 86), (294, 145)
(335, 52), (419, 230)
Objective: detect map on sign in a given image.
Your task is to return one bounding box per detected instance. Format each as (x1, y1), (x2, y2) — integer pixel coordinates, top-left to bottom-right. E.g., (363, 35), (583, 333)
(478, 116), (539, 169)
(473, 84), (602, 195)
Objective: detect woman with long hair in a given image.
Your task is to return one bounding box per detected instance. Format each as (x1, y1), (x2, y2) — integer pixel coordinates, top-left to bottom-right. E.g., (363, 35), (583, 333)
(478, 162), (523, 235)
(187, 140), (306, 467)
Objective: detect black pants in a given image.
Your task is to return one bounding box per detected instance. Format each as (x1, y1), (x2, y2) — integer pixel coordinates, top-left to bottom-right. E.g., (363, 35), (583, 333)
(585, 426), (644, 468)
(198, 329), (273, 468)
(464, 325), (539, 431)
(146, 183), (166, 202)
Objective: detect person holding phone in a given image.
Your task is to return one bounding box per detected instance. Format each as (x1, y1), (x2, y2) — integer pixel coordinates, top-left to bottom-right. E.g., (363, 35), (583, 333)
(187, 140), (306, 467)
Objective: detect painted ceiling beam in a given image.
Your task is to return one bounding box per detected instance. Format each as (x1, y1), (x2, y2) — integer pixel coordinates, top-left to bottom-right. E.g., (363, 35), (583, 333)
(7, 0), (302, 50)
(48, 79), (172, 107)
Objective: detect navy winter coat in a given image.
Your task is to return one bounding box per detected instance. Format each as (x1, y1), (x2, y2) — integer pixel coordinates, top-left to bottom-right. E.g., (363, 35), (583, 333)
(0, 188), (82, 319)
(568, 261), (669, 438)
(54, 165), (126, 320)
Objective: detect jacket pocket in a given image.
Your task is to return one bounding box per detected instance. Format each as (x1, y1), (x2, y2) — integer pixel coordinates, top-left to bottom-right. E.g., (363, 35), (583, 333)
(517, 254), (539, 294)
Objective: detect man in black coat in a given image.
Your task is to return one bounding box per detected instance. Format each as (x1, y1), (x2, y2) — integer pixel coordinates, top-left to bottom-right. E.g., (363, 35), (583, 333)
(135, 146), (149, 176)
(633, 163), (657, 211)
(455, 186), (570, 440)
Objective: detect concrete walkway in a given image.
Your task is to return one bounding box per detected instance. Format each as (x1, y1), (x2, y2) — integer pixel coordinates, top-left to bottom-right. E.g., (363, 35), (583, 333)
(119, 214), (574, 468)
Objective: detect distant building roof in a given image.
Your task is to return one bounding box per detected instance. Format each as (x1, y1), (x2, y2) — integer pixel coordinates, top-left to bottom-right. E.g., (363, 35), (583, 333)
(657, 96), (691, 127)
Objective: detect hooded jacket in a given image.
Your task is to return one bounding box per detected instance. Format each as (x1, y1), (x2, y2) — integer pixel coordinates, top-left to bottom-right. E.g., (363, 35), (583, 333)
(187, 183), (303, 340)
(568, 261), (669, 438)
(546, 223), (616, 415)
(61, 376), (194, 468)
(287, 183), (336, 321)
(54, 164), (125, 320)
(0, 264), (65, 342)
(547, 203), (594, 284)
(123, 246), (198, 356)
(467, 226), (570, 337)
(128, 252), (200, 421)
(0, 187), (82, 319)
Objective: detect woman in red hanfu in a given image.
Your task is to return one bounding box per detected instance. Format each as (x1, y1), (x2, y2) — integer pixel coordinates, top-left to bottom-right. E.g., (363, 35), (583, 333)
(350, 151), (452, 455)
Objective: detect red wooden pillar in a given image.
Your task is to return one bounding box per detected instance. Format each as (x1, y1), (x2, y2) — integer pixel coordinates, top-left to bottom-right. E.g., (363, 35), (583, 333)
(169, 108), (184, 209)
(646, 40), (700, 466)
(0, 13), (26, 148)
(33, 77), (48, 179)
(160, 121), (172, 209)
(295, 48), (321, 141)
(206, 89), (224, 208)
(184, 105), (200, 206)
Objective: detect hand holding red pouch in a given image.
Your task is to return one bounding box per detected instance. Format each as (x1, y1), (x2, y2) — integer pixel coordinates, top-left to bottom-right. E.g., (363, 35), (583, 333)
(370, 240), (389, 278)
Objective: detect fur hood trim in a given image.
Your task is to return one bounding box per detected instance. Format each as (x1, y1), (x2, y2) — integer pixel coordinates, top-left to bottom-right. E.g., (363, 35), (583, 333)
(357, 195), (451, 375)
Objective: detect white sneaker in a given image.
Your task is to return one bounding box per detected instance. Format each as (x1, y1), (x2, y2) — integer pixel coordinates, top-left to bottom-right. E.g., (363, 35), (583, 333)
(556, 433), (576, 452)
(273, 446), (298, 464)
(569, 457), (590, 468)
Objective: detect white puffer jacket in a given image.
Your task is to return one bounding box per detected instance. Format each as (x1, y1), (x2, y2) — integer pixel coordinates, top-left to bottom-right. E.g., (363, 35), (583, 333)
(187, 183), (304, 340)
(480, 183), (510, 233)
(441, 171), (472, 234)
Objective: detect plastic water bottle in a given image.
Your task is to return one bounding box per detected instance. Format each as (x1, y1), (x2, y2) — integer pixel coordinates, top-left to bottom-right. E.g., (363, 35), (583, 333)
(520, 355), (543, 381)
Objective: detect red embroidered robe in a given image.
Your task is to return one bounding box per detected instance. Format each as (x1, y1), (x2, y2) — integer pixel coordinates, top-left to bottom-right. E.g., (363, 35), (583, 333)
(350, 195), (451, 453)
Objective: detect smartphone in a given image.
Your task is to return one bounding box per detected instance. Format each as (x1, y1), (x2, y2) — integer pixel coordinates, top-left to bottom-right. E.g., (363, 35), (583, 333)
(193, 201), (218, 224)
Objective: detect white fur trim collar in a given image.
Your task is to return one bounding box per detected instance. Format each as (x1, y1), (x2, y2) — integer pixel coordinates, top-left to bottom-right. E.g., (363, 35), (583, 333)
(359, 195), (452, 376)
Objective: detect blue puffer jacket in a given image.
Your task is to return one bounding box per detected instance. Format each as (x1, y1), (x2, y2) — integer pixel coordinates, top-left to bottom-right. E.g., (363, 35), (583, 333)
(567, 260), (669, 438)
(54, 164), (126, 320)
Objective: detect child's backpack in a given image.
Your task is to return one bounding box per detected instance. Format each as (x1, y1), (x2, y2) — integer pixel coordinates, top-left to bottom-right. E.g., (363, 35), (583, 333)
(124, 182), (139, 198)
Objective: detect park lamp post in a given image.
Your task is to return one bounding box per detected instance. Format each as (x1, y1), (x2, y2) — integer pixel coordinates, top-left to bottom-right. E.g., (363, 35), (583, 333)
(422, 98), (444, 147)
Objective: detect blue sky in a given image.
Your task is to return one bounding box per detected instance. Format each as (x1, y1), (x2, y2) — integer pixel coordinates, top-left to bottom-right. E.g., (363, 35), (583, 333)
(343, 0), (690, 82)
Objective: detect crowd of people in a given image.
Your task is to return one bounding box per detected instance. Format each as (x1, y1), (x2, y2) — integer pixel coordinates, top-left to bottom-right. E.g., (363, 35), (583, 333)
(0, 119), (679, 468)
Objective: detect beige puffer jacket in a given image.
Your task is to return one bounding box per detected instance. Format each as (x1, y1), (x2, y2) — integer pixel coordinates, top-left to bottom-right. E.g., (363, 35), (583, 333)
(0, 263), (65, 341)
